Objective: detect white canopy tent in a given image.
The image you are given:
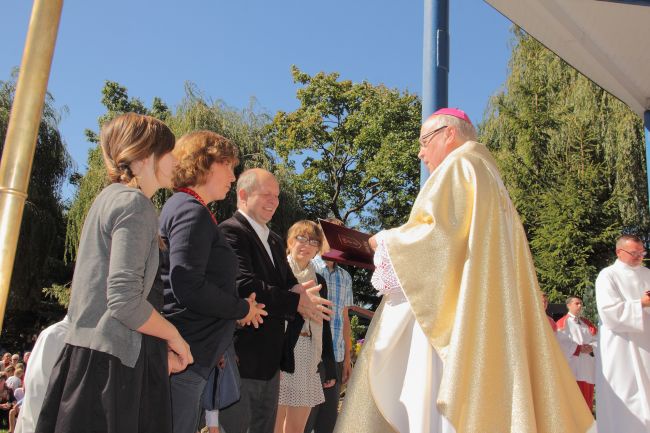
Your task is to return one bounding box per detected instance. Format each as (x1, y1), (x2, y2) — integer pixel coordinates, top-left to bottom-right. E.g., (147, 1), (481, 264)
(484, 0), (650, 208)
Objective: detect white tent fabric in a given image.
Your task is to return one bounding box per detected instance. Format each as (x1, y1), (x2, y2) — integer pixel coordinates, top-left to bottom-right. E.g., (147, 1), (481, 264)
(484, 0), (650, 117)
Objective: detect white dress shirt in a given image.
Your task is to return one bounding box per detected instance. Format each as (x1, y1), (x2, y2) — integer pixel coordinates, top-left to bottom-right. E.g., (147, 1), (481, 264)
(238, 210), (274, 265)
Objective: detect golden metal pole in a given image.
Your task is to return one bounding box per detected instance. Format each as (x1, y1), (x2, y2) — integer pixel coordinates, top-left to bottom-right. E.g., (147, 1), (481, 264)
(0, 0), (64, 331)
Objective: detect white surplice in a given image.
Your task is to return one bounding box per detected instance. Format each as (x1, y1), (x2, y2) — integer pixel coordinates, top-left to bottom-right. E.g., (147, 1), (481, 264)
(557, 314), (597, 384)
(595, 259), (650, 433)
(555, 326), (580, 360)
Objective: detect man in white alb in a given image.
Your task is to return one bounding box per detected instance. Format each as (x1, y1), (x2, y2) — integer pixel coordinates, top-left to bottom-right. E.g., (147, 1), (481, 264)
(596, 234), (650, 433)
(556, 296), (597, 409)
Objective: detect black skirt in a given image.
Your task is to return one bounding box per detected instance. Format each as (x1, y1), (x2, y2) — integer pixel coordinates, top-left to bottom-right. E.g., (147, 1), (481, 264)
(35, 334), (171, 433)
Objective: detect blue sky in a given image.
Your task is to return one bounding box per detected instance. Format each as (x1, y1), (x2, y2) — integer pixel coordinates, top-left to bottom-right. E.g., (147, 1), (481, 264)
(1, 0), (512, 199)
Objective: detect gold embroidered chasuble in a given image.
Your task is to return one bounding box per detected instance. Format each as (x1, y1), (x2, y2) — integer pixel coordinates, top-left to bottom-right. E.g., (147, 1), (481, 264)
(335, 141), (594, 433)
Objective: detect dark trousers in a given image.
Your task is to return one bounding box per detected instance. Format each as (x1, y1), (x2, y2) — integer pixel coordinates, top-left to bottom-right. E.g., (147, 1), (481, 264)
(220, 371), (280, 433)
(304, 362), (343, 433)
(170, 368), (208, 433)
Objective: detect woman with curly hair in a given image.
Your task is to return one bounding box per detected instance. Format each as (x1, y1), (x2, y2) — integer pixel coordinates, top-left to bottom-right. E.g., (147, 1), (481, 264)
(160, 130), (267, 433)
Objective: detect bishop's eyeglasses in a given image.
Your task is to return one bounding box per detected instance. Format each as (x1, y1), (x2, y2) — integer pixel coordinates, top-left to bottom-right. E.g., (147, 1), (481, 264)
(419, 125), (448, 148)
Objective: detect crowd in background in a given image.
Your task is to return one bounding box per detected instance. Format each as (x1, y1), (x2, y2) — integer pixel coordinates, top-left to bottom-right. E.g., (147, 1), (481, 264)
(0, 350), (30, 432)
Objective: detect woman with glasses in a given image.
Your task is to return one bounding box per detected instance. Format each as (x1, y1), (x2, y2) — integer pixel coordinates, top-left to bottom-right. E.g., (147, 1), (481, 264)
(274, 221), (336, 433)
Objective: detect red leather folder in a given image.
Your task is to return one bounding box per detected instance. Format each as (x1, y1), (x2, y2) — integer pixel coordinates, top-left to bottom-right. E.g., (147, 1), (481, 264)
(319, 219), (375, 270)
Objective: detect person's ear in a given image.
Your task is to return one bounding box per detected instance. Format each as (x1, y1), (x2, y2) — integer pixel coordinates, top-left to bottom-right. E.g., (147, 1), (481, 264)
(238, 188), (247, 203)
(446, 125), (457, 142)
(130, 159), (144, 176)
(131, 155), (155, 176)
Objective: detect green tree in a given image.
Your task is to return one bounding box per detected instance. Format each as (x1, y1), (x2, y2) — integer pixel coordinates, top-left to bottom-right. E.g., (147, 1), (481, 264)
(267, 66), (422, 230)
(0, 75), (73, 313)
(164, 83), (306, 235)
(164, 84), (273, 222)
(64, 80), (159, 262)
(481, 29), (648, 319)
(64, 81), (302, 269)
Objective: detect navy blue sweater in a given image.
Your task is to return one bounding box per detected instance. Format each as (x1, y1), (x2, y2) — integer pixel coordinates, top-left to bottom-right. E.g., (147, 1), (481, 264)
(160, 192), (249, 377)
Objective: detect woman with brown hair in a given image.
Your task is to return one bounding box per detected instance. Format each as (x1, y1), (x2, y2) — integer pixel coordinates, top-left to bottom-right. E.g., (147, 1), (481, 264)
(159, 130), (266, 433)
(35, 113), (193, 433)
(274, 220), (336, 433)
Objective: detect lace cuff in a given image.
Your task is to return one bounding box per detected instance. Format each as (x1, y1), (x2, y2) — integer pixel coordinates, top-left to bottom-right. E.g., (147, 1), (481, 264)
(371, 232), (404, 296)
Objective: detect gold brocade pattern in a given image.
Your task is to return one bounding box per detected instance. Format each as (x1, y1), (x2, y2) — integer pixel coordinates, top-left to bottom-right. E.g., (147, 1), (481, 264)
(334, 301), (397, 433)
(336, 142), (593, 433)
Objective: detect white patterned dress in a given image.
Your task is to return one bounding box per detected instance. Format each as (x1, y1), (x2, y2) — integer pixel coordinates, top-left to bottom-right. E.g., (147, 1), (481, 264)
(278, 256), (325, 407)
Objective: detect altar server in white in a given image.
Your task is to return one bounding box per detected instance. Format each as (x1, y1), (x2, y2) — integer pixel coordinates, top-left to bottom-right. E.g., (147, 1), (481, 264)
(596, 234), (650, 433)
(556, 296), (597, 409)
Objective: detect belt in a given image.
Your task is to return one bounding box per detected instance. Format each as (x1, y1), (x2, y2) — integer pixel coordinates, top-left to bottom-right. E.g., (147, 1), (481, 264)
(299, 331), (312, 337)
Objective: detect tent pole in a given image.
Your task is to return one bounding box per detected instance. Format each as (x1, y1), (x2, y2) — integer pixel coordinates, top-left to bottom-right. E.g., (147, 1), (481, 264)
(0, 0), (64, 330)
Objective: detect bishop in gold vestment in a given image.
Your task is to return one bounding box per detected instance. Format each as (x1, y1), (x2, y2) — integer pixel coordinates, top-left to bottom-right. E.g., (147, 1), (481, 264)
(334, 109), (595, 433)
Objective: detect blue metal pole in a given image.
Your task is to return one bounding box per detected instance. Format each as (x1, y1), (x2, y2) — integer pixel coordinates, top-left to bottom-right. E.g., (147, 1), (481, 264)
(420, 0), (449, 187)
(645, 110), (650, 215)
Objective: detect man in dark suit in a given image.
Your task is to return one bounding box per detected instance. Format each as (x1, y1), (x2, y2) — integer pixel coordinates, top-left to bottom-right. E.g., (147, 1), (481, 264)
(219, 168), (332, 433)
